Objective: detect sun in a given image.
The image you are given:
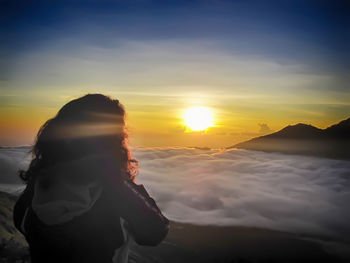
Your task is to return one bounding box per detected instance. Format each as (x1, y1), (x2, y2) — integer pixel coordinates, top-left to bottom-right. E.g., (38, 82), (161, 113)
(183, 106), (214, 131)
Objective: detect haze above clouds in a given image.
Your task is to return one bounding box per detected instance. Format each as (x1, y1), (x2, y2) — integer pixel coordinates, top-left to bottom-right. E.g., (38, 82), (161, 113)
(1, 147), (349, 239)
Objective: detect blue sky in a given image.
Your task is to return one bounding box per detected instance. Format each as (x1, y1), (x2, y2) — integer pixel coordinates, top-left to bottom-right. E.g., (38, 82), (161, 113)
(2, 0), (348, 72)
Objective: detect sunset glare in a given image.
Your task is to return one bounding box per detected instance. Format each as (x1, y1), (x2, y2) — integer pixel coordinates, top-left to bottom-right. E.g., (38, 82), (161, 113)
(183, 107), (214, 131)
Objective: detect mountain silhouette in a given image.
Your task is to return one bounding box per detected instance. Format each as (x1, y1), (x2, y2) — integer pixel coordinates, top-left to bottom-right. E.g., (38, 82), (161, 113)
(230, 118), (350, 160)
(324, 118), (350, 139)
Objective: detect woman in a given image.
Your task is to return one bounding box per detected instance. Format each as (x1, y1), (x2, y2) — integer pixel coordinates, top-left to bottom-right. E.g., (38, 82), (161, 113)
(13, 94), (169, 263)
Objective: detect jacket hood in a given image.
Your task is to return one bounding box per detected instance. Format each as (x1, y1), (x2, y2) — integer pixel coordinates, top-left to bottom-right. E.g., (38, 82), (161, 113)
(31, 155), (107, 225)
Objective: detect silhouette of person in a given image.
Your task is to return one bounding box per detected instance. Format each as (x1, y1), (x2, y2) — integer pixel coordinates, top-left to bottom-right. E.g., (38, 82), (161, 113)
(13, 94), (169, 263)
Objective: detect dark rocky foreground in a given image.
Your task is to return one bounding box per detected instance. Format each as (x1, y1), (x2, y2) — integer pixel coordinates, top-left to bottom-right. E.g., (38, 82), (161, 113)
(1, 191), (348, 263)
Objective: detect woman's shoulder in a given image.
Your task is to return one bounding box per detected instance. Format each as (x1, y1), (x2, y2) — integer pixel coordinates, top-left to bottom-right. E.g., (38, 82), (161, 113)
(15, 155), (114, 227)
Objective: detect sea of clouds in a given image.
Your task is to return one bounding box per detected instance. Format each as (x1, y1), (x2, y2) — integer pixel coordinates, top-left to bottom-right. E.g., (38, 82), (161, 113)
(1, 146), (350, 239)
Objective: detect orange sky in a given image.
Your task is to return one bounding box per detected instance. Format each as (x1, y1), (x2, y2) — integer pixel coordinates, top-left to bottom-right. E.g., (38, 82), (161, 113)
(1, 89), (348, 148)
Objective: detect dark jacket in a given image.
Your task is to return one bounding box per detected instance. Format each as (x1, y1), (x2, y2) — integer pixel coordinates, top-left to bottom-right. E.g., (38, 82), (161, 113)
(13, 155), (169, 263)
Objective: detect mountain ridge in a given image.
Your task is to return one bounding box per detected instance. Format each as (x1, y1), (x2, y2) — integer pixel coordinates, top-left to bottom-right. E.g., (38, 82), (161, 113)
(230, 118), (350, 160)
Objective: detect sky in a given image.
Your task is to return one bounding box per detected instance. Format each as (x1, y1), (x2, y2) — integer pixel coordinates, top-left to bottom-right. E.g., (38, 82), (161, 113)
(1, 0), (349, 147)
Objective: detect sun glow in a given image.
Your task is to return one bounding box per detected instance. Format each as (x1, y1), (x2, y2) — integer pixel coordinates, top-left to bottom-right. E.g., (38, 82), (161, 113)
(183, 106), (214, 131)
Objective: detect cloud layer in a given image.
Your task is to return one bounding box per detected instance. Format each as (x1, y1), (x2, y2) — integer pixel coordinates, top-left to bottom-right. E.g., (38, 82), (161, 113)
(133, 147), (350, 239)
(0, 147), (31, 184)
(1, 146), (349, 239)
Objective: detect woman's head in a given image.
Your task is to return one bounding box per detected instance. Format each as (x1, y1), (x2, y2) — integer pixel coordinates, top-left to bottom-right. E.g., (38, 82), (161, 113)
(20, 94), (138, 183)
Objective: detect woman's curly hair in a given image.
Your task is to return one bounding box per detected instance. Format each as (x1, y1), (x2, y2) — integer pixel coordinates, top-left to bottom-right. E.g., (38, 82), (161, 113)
(19, 94), (138, 184)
